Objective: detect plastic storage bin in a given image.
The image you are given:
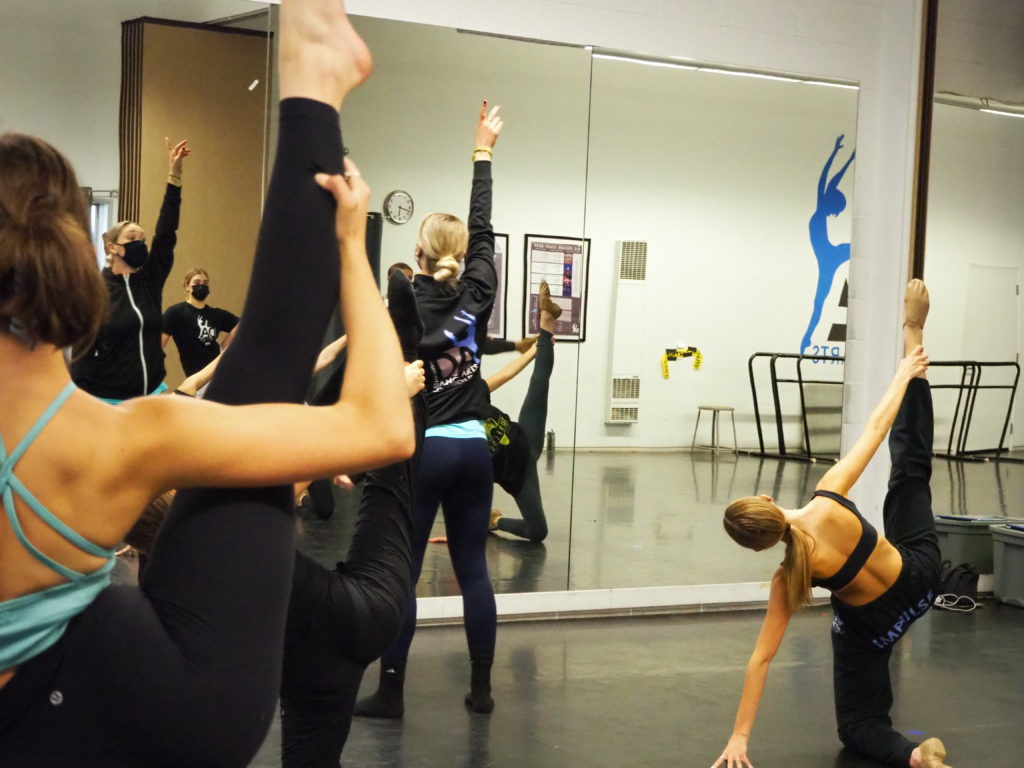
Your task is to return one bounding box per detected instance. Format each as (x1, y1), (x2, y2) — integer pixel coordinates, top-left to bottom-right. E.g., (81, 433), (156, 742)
(990, 524), (1024, 608)
(934, 515), (1007, 573)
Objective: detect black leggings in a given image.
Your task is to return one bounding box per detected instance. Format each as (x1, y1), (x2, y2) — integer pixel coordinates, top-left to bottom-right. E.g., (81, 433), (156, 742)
(495, 329), (553, 542)
(0, 98), (343, 768)
(832, 378), (942, 767)
(280, 403), (421, 768)
(382, 436), (496, 665)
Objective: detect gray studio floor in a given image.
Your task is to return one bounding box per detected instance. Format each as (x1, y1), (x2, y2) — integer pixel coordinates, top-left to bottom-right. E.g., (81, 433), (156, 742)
(250, 606), (1024, 767)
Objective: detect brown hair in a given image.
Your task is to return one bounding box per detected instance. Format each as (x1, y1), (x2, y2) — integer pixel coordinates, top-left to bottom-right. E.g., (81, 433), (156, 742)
(417, 213), (468, 286)
(0, 133), (108, 349)
(386, 261), (413, 281)
(182, 267), (209, 287)
(723, 496), (814, 612)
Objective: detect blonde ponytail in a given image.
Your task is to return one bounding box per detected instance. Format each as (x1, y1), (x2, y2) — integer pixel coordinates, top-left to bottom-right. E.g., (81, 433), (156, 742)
(417, 213), (468, 286)
(723, 495), (814, 612)
(780, 525), (814, 612)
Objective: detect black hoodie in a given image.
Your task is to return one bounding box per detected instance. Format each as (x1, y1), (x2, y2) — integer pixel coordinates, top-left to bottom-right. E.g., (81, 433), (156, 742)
(414, 161), (497, 428)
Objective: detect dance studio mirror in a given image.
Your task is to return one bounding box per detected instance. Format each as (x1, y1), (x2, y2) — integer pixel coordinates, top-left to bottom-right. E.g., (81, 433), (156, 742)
(266, 13), (592, 596)
(921, 0), (1024, 517)
(0, 0), (272, 577)
(570, 53), (859, 590)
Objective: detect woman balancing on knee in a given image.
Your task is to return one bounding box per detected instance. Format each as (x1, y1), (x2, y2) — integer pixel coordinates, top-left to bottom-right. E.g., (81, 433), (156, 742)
(0, 2), (413, 766)
(357, 101), (505, 718)
(713, 280), (953, 768)
(483, 279), (561, 542)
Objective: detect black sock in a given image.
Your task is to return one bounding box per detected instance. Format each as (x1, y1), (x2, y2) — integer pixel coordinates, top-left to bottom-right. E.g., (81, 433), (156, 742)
(464, 655), (494, 714)
(353, 661), (406, 719)
(387, 271), (423, 363)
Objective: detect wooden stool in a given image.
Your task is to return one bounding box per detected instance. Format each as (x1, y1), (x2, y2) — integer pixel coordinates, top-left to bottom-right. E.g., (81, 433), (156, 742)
(692, 405), (737, 454)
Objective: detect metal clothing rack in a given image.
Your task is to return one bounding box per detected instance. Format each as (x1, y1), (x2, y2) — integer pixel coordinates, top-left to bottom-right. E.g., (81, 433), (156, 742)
(745, 352), (844, 463)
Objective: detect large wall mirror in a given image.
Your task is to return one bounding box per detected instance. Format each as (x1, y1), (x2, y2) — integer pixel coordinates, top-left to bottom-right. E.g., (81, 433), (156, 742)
(924, 0), (1024, 518)
(571, 53), (859, 589)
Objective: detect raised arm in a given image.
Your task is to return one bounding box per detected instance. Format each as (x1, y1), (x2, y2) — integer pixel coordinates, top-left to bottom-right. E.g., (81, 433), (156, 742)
(486, 345), (537, 392)
(827, 150), (856, 194)
(713, 570), (793, 768)
(817, 134), (844, 201)
(149, 138), (190, 282)
(817, 345), (928, 496)
(459, 102), (503, 306)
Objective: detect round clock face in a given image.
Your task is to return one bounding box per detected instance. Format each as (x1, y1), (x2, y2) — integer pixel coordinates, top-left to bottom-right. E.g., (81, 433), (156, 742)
(383, 190), (414, 225)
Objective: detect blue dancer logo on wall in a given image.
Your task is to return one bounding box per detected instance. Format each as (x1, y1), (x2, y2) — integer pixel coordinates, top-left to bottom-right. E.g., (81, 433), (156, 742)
(800, 135), (855, 355)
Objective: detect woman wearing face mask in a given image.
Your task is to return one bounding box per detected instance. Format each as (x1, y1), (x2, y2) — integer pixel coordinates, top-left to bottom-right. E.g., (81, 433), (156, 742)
(162, 268), (239, 377)
(70, 138), (190, 403)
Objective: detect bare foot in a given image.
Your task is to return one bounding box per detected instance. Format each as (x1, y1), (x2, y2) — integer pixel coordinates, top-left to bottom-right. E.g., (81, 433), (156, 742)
(279, 0), (373, 107)
(912, 737), (952, 768)
(903, 278), (929, 354)
(428, 536), (448, 544)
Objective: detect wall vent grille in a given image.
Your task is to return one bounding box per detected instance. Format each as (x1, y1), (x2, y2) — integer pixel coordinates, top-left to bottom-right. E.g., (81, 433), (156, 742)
(618, 240), (648, 281)
(609, 406), (639, 423)
(611, 376), (640, 400)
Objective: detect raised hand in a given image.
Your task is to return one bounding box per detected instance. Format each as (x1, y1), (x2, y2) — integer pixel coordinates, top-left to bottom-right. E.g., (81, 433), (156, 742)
(166, 137), (191, 176)
(475, 101), (503, 152)
(834, 134), (845, 151)
(315, 157), (371, 247)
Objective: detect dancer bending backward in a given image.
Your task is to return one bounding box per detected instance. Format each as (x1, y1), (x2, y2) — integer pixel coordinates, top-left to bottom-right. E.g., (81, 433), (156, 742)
(0, 3), (414, 765)
(357, 102), (504, 718)
(483, 280), (561, 542)
(70, 138), (190, 402)
(713, 280), (953, 768)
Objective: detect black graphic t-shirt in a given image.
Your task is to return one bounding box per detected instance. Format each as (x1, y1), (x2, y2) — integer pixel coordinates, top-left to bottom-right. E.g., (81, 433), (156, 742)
(483, 404), (530, 495)
(162, 302), (239, 375)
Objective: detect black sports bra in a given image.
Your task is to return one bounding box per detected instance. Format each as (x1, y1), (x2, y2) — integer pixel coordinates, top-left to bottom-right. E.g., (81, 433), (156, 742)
(809, 490), (879, 592)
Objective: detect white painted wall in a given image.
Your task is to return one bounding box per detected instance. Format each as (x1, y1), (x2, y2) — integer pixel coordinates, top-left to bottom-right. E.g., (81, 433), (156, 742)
(0, 0), (264, 190)
(576, 58), (856, 449)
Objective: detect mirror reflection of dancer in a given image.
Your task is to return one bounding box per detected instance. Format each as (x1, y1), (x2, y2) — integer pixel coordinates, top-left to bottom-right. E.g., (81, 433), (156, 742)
(161, 268), (239, 377)
(799, 134), (855, 354)
(483, 280), (561, 542)
(356, 102), (504, 719)
(0, 2), (415, 764)
(70, 138), (191, 402)
(714, 281), (953, 768)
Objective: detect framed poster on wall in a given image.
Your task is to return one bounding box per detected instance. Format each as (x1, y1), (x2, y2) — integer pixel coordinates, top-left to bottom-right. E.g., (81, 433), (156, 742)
(486, 232), (509, 339)
(523, 234), (590, 342)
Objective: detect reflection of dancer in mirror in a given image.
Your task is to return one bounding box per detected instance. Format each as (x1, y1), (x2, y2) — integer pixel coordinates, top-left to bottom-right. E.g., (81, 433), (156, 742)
(714, 280), (954, 768)
(800, 134), (855, 355)
(484, 279), (561, 542)
(70, 137), (190, 402)
(0, 1), (417, 764)
(357, 101), (504, 719)
(161, 267), (239, 377)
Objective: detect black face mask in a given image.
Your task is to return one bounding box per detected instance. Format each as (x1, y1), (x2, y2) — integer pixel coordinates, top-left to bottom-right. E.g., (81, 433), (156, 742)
(120, 240), (149, 269)
(191, 284), (210, 301)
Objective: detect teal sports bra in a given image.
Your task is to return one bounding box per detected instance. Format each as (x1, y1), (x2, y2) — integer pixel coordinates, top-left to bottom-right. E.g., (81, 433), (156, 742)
(0, 382), (116, 671)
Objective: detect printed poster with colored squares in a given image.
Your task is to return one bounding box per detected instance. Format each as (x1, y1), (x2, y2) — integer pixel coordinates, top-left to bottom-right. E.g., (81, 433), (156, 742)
(486, 233), (509, 339)
(523, 234), (590, 342)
